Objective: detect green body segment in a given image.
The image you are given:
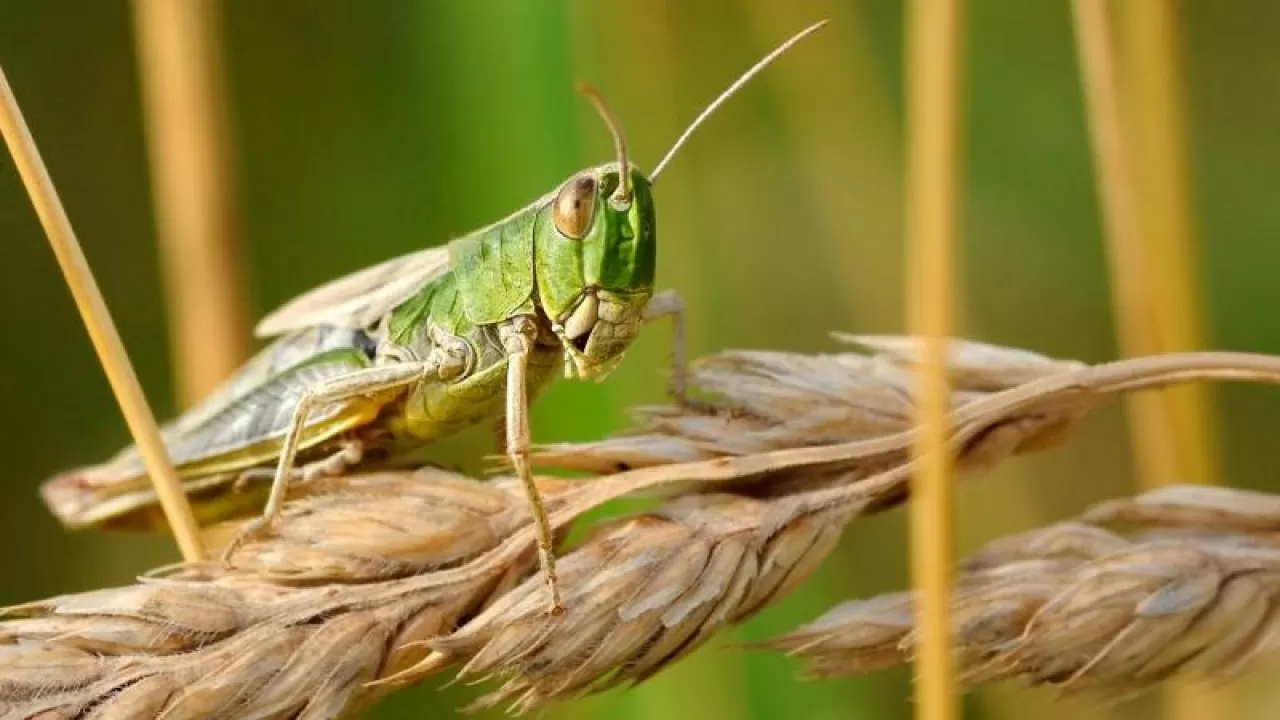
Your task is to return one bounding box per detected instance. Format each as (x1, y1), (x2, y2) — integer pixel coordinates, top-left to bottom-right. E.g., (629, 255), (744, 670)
(395, 338), (562, 444)
(383, 269), (562, 444)
(41, 166), (659, 531)
(449, 209), (538, 325)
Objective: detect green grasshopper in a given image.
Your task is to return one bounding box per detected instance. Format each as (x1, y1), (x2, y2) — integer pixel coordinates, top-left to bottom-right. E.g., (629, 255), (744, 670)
(41, 21), (827, 613)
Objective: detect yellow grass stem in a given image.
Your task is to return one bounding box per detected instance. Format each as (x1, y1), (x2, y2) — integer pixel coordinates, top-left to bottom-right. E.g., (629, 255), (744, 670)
(1119, 2), (1224, 718)
(0, 69), (206, 562)
(905, 1), (964, 720)
(132, 0), (250, 408)
(1117, 0), (1220, 485)
(1072, 2), (1221, 716)
(1072, 0), (1174, 485)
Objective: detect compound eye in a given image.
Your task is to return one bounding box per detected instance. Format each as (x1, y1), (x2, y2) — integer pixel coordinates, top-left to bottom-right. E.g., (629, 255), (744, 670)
(552, 175), (597, 239)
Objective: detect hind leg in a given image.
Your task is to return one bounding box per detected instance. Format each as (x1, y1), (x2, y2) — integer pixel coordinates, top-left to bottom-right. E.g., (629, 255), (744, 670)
(232, 439), (364, 492)
(220, 363), (430, 564)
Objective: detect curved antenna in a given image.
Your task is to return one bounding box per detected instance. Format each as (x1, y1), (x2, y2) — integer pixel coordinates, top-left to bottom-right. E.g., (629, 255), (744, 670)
(577, 82), (632, 207)
(651, 19), (829, 182)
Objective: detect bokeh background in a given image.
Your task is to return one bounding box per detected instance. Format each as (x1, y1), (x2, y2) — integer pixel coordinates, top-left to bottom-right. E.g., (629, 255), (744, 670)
(2, 1), (1279, 718)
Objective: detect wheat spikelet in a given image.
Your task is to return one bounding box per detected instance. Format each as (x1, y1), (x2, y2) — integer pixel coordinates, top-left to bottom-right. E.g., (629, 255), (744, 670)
(10, 337), (1280, 717)
(175, 471), (545, 584)
(767, 484), (1280, 698)
(530, 334), (1087, 473)
(1, 469), (540, 719)
(427, 489), (856, 713)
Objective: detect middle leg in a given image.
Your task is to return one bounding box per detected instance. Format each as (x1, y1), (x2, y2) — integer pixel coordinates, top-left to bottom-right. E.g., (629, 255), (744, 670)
(232, 438), (364, 492)
(642, 289), (691, 404)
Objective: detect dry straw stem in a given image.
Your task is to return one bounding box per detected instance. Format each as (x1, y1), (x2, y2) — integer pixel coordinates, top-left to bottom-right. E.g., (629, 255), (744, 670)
(1072, 0), (1218, 492)
(0, 68), (206, 563)
(132, 0), (252, 407)
(1116, 0), (1220, 487)
(767, 483), (1280, 700)
(1074, 4), (1221, 715)
(904, 0), (964, 715)
(7, 337), (1280, 717)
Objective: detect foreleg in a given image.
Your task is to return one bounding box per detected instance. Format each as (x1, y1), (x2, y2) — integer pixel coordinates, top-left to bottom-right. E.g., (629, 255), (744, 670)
(501, 317), (564, 615)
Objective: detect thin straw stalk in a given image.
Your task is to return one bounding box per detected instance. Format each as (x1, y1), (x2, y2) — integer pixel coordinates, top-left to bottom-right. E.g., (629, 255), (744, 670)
(1117, 0), (1219, 487)
(1072, 2), (1221, 716)
(0, 68), (206, 562)
(1071, 0), (1190, 487)
(905, 0), (965, 718)
(131, 0), (251, 407)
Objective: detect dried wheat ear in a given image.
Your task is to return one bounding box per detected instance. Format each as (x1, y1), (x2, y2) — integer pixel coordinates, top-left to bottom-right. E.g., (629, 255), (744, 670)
(8, 335), (1280, 718)
(766, 483), (1280, 699)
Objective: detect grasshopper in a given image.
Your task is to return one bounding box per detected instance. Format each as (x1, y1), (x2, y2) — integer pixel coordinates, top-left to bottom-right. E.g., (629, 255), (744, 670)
(41, 21), (827, 613)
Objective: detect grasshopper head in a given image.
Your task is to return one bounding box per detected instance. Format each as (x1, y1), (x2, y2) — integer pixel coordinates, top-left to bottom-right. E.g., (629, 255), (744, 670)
(535, 162), (655, 381)
(533, 20), (828, 382)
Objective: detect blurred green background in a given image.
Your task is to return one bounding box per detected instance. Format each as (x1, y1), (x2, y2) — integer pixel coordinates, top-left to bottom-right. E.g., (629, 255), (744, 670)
(2, 1), (1280, 718)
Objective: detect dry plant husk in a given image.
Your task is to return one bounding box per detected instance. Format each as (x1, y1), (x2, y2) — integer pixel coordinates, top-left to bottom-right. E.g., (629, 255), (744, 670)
(530, 334), (1089, 476)
(8, 335), (1280, 718)
(767, 484), (1280, 698)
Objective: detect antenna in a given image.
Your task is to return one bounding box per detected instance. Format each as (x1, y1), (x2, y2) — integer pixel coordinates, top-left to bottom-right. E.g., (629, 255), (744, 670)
(578, 82), (632, 207)
(651, 19), (829, 181)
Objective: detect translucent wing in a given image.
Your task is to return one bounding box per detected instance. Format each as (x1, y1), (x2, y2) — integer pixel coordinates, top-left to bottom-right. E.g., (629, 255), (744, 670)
(163, 326), (369, 438)
(255, 246), (452, 337)
(41, 342), (386, 530)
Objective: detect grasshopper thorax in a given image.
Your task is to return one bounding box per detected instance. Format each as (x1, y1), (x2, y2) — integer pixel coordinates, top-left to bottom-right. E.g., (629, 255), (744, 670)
(535, 162), (656, 381)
